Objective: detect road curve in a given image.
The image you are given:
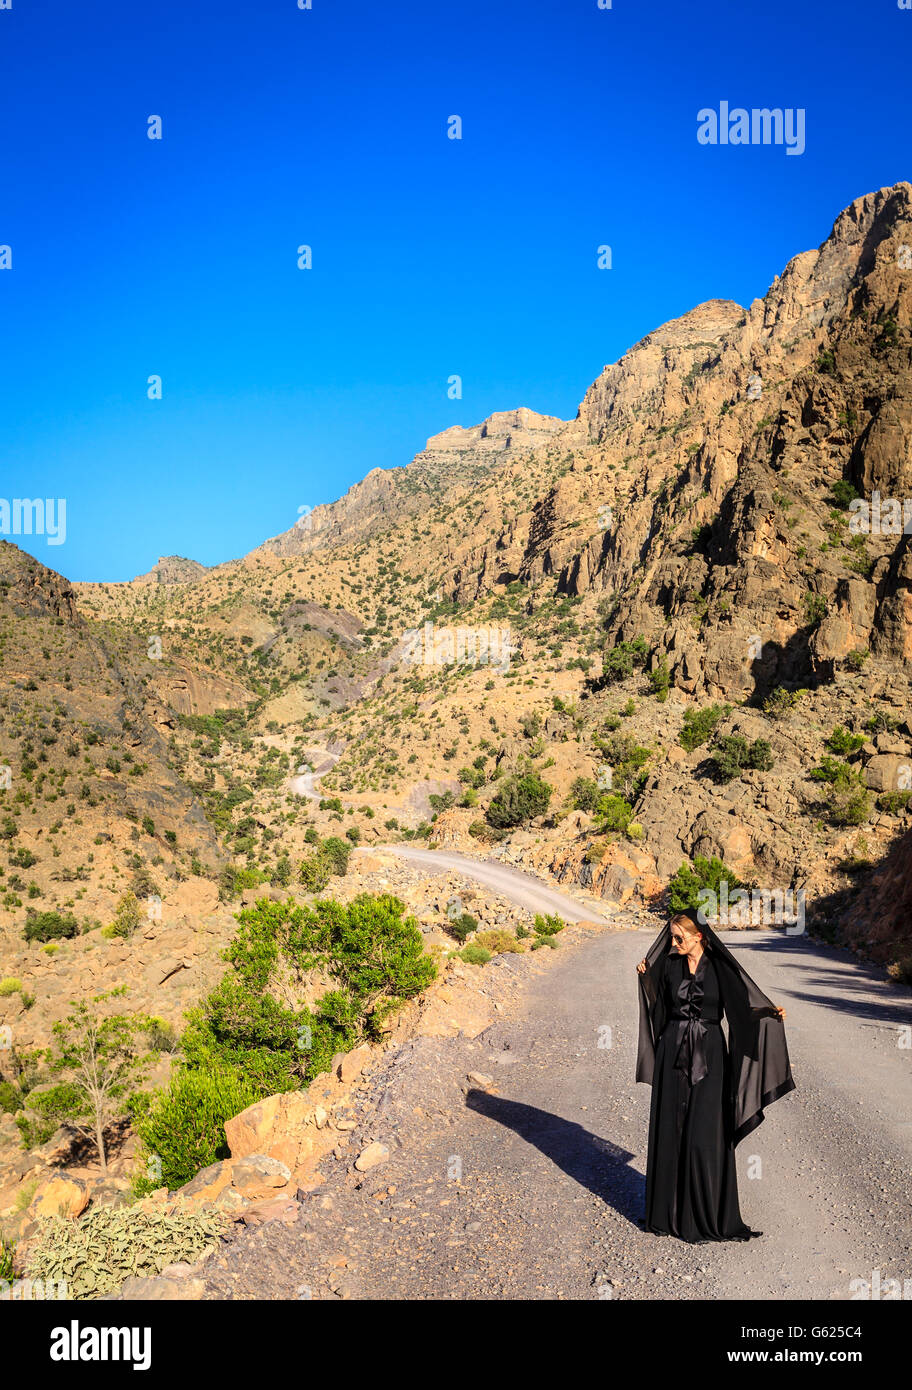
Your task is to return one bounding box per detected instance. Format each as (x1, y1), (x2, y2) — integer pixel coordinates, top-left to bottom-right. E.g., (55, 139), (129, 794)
(288, 750), (341, 802)
(362, 843), (615, 925)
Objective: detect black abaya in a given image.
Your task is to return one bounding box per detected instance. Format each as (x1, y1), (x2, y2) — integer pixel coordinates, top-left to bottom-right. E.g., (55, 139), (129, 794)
(644, 950), (754, 1240)
(637, 917), (796, 1243)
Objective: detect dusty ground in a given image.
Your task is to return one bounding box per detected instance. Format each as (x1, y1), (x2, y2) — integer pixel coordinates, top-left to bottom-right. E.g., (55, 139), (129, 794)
(192, 911), (912, 1301)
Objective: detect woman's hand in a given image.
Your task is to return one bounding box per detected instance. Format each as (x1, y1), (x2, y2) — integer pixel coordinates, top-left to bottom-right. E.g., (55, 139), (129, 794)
(636, 959), (647, 974)
(774, 1005), (786, 1020)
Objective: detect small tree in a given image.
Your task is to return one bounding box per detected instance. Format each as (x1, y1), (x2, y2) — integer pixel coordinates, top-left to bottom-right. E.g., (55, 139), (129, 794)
(679, 703), (731, 752)
(669, 856), (743, 914)
(648, 656), (671, 702)
(45, 995), (152, 1173)
(486, 772), (552, 829)
(110, 891), (142, 938)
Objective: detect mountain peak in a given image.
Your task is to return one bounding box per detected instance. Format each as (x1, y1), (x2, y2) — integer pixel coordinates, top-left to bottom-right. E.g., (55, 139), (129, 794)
(133, 555), (209, 585)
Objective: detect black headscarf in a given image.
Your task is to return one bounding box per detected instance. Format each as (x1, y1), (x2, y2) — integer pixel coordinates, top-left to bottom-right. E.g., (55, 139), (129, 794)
(636, 909), (795, 1146)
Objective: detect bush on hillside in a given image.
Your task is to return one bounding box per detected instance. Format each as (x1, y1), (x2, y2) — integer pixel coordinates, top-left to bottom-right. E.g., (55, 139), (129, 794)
(668, 856), (744, 915)
(485, 772), (552, 829)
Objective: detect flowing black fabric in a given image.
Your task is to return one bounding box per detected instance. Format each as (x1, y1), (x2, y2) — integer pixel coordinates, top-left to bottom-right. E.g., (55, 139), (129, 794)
(636, 915), (796, 1243)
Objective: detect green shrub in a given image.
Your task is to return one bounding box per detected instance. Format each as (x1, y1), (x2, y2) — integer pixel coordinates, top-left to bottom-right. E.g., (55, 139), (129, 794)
(762, 687), (804, 718)
(829, 786), (871, 827)
(23, 910), (79, 943)
(593, 732), (651, 787)
(485, 772), (552, 829)
(15, 1082), (84, 1149)
(320, 837), (352, 875)
(143, 1017), (181, 1053)
(825, 726), (865, 756)
(569, 777), (600, 813)
(669, 856), (743, 914)
(271, 854), (293, 888)
(177, 894), (436, 1106)
(803, 592), (827, 627)
(810, 756), (857, 790)
(27, 1205), (226, 1299)
(679, 704), (730, 752)
(299, 835), (352, 890)
(132, 1065), (259, 1194)
(298, 852), (332, 892)
(648, 656), (671, 702)
(110, 891), (142, 939)
(602, 635), (648, 684)
(459, 945), (492, 966)
(594, 793), (634, 834)
(830, 479), (859, 509)
(447, 912), (477, 943)
(711, 735), (774, 782)
(0, 1080), (22, 1114)
(533, 913), (564, 937)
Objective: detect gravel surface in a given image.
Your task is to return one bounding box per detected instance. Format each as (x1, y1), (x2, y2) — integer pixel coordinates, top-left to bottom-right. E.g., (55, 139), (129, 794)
(372, 844), (615, 924)
(197, 914), (912, 1301)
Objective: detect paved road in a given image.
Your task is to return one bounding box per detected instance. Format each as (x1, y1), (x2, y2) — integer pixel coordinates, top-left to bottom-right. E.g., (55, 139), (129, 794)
(363, 843), (615, 925)
(200, 913), (912, 1301)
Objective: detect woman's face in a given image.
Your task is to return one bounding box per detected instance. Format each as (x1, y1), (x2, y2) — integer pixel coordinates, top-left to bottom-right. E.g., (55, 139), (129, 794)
(671, 921), (702, 954)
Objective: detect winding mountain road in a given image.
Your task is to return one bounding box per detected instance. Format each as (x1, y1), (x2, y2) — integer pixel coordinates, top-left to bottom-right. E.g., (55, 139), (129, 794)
(364, 843), (615, 925)
(288, 750), (341, 802)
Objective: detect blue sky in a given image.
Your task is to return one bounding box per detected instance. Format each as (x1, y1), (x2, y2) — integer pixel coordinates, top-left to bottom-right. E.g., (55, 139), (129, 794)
(1, 0), (908, 581)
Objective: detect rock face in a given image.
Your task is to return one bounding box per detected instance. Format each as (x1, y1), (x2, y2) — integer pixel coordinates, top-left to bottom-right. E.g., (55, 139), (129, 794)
(222, 1090), (328, 1177)
(0, 541), (80, 623)
(423, 407), (567, 454)
(833, 825), (912, 964)
(249, 407), (569, 563)
(132, 555), (210, 586)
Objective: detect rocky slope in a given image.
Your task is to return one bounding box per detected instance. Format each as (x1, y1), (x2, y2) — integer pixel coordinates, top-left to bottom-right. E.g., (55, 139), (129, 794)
(63, 182), (912, 974)
(3, 182), (912, 1274)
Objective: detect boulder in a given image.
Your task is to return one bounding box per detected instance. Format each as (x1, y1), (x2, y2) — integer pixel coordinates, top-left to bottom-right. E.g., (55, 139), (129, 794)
(863, 753), (912, 792)
(119, 1275), (207, 1300)
(228, 1154), (290, 1198)
(28, 1173), (89, 1220)
(337, 1044), (372, 1083)
(224, 1090), (321, 1172)
(354, 1141), (389, 1172)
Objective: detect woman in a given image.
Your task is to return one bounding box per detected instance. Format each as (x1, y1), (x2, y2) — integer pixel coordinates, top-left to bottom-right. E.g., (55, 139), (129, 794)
(635, 908), (795, 1243)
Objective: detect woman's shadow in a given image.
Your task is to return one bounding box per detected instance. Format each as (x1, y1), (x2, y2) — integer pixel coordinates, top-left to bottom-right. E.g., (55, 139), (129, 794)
(465, 1088), (645, 1227)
